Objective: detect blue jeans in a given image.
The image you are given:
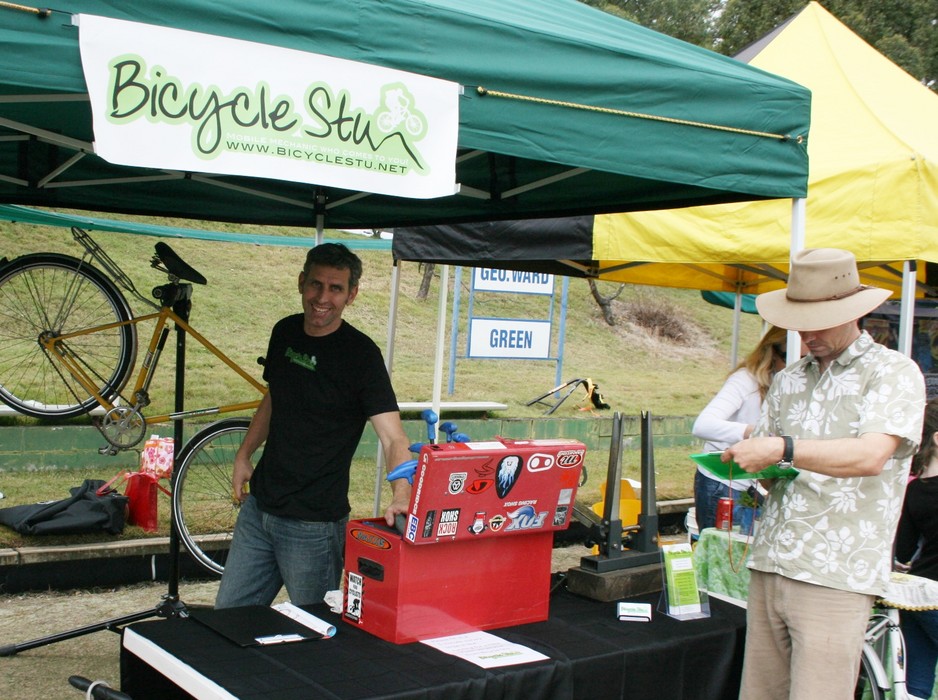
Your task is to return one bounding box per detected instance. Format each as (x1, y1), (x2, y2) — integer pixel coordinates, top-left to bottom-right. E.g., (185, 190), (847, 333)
(694, 469), (746, 531)
(901, 608), (938, 698)
(215, 495), (347, 609)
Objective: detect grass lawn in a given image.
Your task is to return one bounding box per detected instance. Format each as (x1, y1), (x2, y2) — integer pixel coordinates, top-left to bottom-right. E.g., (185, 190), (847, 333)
(0, 443), (698, 550)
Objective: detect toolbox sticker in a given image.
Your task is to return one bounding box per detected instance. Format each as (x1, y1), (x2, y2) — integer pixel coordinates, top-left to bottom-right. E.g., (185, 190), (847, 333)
(448, 472), (467, 495)
(345, 572), (363, 622)
(495, 455), (522, 498)
(466, 478), (494, 495)
(405, 514), (418, 542)
(437, 508), (460, 537)
(349, 527), (392, 550)
(422, 510), (436, 539)
(467, 511), (487, 535)
(553, 505), (569, 527)
(504, 504), (548, 532)
(557, 449), (585, 468)
(558, 487), (574, 506)
(488, 514), (506, 532)
(526, 453), (555, 472)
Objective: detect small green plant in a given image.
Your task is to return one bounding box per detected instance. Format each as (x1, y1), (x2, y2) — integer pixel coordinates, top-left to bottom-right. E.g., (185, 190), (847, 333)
(737, 488), (760, 509)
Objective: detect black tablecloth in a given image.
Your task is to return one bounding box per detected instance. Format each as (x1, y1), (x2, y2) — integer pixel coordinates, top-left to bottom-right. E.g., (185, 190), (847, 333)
(121, 585), (746, 700)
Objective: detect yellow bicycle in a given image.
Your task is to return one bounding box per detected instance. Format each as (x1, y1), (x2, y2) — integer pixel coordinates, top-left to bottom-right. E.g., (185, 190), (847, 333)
(0, 227), (267, 574)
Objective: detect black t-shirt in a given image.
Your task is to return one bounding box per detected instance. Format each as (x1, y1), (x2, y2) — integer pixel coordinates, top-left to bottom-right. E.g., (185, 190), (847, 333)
(895, 476), (938, 582)
(249, 315), (399, 521)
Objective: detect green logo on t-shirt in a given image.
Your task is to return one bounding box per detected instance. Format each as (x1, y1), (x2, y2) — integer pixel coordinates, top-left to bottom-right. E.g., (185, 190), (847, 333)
(286, 347), (317, 372)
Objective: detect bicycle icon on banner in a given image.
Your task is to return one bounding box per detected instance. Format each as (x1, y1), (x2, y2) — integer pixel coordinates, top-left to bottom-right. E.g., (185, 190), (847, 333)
(376, 86), (425, 136)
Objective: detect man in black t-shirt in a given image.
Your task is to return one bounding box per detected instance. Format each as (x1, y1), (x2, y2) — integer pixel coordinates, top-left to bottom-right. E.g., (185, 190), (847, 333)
(215, 243), (412, 609)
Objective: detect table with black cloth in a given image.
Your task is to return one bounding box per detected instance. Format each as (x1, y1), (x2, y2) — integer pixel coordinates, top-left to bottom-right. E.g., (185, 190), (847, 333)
(120, 585), (746, 700)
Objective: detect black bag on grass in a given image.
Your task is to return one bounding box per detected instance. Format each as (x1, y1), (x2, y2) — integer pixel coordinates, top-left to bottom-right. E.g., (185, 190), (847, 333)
(0, 479), (128, 535)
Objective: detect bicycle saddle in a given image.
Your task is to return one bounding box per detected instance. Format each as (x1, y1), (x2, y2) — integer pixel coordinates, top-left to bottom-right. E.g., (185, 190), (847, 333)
(154, 242), (207, 285)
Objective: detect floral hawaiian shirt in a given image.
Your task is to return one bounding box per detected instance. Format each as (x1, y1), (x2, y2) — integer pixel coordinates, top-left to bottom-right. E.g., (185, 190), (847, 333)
(750, 331), (925, 596)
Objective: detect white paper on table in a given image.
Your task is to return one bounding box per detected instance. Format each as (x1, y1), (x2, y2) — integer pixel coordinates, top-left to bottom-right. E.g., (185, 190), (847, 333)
(272, 602), (337, 638)
(420, 630), (549, 668)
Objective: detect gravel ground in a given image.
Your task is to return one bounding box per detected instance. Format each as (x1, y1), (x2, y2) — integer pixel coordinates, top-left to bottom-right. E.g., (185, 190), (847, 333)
(0, 545), (594, 699)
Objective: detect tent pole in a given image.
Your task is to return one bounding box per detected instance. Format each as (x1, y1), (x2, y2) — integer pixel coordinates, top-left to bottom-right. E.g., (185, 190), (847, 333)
(430, 265), (449, 439)
(315, 188), (325, 246)
(373, 260), (402, 516)
(731, 292), (742, 369)
(786, 198), (807, 365)
(447, 266), (463, 395)
(897, 260), (916, 357)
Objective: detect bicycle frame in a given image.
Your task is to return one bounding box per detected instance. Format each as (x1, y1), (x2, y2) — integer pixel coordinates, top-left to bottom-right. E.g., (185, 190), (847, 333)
(41, 286), (266, 425)
(863, 608), (911, 700)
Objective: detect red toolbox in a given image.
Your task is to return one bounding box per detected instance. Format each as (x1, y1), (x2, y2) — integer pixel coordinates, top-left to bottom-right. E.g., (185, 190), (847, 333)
(343, 437), (586, 643)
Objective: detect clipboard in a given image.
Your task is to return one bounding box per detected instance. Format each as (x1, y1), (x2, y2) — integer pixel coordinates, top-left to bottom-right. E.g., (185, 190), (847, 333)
(189, 605), (327, 646)
(690, 451), (798, 481)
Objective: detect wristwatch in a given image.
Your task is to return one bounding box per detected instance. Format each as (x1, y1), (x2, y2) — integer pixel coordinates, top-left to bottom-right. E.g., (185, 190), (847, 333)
(777, 435), (795, 469)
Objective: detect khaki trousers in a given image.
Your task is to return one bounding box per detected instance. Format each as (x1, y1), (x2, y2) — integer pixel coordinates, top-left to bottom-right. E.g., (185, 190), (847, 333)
(739, 570), (874, 700)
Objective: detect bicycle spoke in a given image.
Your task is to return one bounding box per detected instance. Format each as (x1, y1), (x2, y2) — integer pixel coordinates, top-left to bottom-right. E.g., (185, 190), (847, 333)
(174, 419), (257, 576)
(0, 255), (135, 418)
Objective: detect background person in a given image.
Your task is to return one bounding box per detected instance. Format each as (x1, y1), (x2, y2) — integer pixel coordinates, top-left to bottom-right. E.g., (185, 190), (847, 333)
(895, 397), (938, 700)
(215, 243), (412, 609)
(724, 248), (925, 699)
(692, 325), (788, 530)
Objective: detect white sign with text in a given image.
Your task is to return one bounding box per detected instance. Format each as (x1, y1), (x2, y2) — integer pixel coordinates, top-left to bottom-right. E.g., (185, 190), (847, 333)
(468, 318), (552, 359)
(472, 268), (554, 295)
(77, 14), (459, 199)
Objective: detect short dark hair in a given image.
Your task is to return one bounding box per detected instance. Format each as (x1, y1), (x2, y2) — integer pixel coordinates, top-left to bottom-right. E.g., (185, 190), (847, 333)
(303, 243), (363, 288)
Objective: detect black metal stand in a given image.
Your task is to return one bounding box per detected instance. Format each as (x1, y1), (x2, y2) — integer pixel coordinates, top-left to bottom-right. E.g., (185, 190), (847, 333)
(0, 297), (194, 657)
(577, 410), (661, 573)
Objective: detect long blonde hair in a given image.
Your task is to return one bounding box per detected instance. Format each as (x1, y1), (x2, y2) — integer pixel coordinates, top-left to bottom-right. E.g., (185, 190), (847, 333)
(736, 325), (788, 400)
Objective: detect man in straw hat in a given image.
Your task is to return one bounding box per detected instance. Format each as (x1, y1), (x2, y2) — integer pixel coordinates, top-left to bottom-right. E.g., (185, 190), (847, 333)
(723, 248), (926, 699)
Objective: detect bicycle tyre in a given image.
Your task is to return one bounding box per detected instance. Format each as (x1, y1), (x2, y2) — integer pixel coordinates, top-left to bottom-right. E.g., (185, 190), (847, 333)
(854, 649), (886, 700)
(173, 417), (257, 576)
(0, 253), (136, 418)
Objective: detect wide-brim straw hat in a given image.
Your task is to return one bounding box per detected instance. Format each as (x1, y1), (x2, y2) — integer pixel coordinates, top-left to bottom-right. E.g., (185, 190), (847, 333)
(756, 248), (892, 332)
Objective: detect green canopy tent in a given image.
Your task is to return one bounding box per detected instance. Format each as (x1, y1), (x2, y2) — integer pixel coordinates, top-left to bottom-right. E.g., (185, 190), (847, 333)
(0, 0), (809, 232)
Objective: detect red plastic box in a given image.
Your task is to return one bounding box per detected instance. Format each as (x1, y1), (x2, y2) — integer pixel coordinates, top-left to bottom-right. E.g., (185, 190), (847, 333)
(342, 437), (586, 643)
(343, 518), (554, 644)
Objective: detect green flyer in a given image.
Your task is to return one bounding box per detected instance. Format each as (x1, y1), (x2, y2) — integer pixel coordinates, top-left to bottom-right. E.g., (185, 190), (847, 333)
(662, 543), (702, 616)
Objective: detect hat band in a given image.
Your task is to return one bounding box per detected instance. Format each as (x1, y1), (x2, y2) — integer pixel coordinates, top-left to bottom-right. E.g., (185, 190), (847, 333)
(787, 283), (874, 303)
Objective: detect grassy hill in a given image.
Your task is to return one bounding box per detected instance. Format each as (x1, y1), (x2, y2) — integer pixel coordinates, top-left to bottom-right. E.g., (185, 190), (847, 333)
(0, 215), (764, 420)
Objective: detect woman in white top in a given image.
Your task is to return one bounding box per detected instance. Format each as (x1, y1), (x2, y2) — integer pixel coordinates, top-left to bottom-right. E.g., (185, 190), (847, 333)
(692, 325), (788, 530)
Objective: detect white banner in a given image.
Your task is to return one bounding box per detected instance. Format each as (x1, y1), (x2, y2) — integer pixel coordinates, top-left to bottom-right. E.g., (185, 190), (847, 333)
(472, 268), (554, 295)
(77, 15), (459, 199)
(468, 319), (552, 359)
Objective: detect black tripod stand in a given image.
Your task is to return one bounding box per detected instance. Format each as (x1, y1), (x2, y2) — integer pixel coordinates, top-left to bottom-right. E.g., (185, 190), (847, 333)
(0, 295), (197, 657)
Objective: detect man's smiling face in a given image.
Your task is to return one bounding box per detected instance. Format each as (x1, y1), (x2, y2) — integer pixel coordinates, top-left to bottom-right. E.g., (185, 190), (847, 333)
(297, 263), (358, 336)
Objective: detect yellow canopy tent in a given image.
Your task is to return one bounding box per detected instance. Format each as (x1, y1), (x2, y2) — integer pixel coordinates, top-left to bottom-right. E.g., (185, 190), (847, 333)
(595, 1), (938, 296)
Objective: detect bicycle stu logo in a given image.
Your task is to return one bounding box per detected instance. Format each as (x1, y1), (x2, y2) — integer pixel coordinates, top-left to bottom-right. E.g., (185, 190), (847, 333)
(285, 348), (317, 372)
(104, 55), (432, 176)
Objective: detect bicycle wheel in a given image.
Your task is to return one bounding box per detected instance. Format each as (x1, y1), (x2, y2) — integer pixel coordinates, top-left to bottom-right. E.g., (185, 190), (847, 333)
(173, 418), (258, 576)
(0, 253), (136, 418)
(854, 649), (886, 700)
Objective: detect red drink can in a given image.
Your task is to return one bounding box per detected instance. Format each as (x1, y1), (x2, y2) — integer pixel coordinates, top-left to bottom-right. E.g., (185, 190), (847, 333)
(715, 497), (733, 530)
